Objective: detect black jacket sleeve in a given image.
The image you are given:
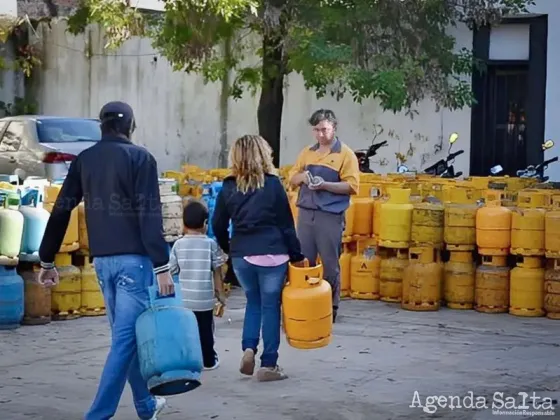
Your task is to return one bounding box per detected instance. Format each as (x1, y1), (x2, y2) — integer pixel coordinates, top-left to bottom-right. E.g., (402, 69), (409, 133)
(39, 158), (83, 268)
(212, 186), (231, 255)
(274, 178), (304, 262)
(135, 153), (170, 274)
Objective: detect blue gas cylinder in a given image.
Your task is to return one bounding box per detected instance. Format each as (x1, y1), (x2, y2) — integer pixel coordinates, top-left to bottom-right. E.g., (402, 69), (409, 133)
(202, 181), (233, 240)
(0, 265), (24, 329)
(19, 206), (49, 261)
(136, 286), (203, 396)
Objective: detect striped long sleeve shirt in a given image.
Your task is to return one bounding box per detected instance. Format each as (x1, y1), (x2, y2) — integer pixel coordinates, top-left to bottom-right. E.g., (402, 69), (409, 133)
(169, 234), (228, 312)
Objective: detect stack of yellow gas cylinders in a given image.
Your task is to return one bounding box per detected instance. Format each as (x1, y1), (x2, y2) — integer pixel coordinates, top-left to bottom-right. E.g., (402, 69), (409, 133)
(475, 189), (513, 314)
(544, 194), (560, 319)
(285, 170), (560, 321)
(443, 186), (478, 310)
(17, 160), (560, 330)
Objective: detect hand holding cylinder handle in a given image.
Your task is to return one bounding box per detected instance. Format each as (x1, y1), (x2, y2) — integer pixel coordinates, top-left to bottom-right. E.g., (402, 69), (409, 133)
(156, 271), (175, 296)
(37, 264), (59, 287)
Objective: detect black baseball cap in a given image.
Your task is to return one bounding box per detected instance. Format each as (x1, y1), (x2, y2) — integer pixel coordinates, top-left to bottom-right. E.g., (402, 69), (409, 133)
(99, 101), (136, 135)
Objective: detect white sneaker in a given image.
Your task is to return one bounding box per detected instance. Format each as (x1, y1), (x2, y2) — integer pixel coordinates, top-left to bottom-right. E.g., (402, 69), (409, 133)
(148, 396), (167, 420)
(203, 354), (220, 371)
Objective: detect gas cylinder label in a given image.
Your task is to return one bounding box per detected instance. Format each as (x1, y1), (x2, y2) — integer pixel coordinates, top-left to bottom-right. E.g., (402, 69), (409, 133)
(370, 187), (380, 198)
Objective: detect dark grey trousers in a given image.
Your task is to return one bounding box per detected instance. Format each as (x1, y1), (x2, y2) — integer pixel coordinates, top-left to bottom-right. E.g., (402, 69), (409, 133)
(296, 208), (344, 307)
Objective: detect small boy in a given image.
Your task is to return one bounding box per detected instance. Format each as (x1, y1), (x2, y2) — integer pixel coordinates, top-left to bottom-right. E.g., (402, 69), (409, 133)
(169, 199), (228, 370)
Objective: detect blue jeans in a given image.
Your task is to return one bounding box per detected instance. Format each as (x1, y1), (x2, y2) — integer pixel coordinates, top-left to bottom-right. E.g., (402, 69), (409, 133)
(85, 255), (157, 420)
(232, 257), (288, 367)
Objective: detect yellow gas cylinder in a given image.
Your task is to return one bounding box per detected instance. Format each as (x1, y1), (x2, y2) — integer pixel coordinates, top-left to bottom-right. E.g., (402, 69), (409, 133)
(282, 262), (332, 349)
(476, 202), (512, 256)
(43, 185), (79, 253)
(464, 176), (490, 191)
(442, 183), (481, 204)
(372, 196), (387, 242)
(77, 202), (89, 252)
(509, 256), (545, 317)
(79, 257), (106, 316)
(444, 189), (478, 251)
(474, 255), (510, 314)
(51, 253), (82, 320)
(411, 201), (444, 248)
(483, 187), (506, 205)
(371, 182), (401, 242)
(544, 259), (560, 319)
(444, 251), (475, 309)
(287, 190), (298, 222)
(516, 189), (551, 209)
(351, 197), (374, 238)
(349, 239), (380, 300)
(339, 243), (352, 298)
(20, 263), (51, 325)
(545, 209), (560, 258)
(402, 247), (442, 311)
(342, 200), (355, 241)
(510, 208), (545, 256)
(379, 248), (408, 302)
(378, 188), (413, 249)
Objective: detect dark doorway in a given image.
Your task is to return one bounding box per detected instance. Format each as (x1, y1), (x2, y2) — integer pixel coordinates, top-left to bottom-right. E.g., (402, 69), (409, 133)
(477, 64), (529, 176)
(470, 16), (548, 177)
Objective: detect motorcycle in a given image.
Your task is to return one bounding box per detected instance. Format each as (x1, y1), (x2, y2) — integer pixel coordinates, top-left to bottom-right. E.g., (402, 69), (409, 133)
(355, 126), (389, 173)
(397, 132), (464, 178)
(490, 139), (555, 179)
(516, 140), (556, 182)
(355, 140), (388, 172)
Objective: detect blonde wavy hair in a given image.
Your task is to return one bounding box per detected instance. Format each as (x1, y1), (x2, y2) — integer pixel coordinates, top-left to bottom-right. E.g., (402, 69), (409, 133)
(229, 134), (276, 193)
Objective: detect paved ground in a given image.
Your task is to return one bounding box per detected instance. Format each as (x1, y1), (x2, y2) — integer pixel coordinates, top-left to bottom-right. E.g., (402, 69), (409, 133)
(1, 288), (560, 420)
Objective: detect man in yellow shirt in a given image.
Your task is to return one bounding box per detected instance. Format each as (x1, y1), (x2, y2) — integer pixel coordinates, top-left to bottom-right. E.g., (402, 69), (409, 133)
(289, 109), (360, 322)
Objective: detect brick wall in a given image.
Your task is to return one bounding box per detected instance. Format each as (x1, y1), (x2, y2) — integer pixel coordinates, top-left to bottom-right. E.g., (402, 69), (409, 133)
(17, 0), (80, 18)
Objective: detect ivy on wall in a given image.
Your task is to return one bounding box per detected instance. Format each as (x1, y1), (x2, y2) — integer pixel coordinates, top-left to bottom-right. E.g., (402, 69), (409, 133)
(0, 14), (42, 115)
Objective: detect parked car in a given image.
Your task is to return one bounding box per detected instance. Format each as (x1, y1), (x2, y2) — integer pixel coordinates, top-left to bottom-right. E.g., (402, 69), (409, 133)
(0, 115), (101, 181)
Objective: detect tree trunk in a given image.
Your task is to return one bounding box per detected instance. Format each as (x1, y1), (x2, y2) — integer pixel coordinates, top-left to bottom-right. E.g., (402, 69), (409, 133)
(257, 33), (285, 168)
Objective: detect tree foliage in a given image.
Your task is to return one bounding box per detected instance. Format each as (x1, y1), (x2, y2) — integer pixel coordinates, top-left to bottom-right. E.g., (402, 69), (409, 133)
(66, 0), (534, 163)
(68, 0), (533, 109)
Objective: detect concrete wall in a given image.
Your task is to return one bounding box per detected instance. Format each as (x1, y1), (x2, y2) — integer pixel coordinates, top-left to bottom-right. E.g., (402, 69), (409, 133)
(32, 20), (473, 174)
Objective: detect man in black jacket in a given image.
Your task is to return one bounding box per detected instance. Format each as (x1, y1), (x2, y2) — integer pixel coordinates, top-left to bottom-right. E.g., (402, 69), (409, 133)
(37, 101), (174, 420)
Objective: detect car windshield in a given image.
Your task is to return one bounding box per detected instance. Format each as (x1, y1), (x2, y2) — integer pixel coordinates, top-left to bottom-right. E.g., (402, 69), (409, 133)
(36, 118), (101, 143)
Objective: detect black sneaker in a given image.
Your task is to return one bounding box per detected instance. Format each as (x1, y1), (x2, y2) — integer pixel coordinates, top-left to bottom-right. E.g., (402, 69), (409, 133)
(333, 306), (338, 323)
(203, 354), (220, 371)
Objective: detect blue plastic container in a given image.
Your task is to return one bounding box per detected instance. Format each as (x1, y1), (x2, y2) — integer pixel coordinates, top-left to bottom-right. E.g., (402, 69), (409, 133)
(19, 206), (49, 262)
(0, 265), (24, 330)
(136, 286), (203, 396)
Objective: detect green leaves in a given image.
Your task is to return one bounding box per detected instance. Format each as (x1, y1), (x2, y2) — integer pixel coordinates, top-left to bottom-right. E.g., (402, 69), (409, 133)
(67, 0), (145, 49)
(65, 0), (534, 114)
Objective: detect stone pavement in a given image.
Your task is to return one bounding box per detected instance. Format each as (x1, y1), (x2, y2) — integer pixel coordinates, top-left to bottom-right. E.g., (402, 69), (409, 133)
(1, 288), (560, 420)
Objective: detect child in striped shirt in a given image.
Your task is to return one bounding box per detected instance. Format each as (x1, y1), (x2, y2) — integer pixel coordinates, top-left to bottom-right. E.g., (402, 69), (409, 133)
(169, 199), (228, 370)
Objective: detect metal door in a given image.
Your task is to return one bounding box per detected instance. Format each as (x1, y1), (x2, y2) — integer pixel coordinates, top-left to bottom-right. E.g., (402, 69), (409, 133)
(471, 64), (529, 176)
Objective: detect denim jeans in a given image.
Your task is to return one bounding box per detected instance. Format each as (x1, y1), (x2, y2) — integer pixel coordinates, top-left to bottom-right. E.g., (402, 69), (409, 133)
(232, 257), (288, 367)
(85, 255), (157, 420)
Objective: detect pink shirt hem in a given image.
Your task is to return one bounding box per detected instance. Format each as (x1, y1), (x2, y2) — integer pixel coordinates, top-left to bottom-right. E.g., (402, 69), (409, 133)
(244, 254), (290, 267)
